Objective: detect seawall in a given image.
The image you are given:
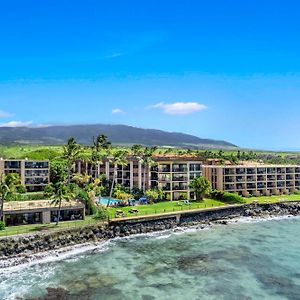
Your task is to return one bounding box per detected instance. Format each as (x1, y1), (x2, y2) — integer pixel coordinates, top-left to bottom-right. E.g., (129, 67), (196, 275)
(1, 201), (300, 267)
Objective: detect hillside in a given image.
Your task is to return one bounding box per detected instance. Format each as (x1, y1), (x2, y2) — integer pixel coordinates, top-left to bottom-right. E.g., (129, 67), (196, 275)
(0, 124), (237, 149)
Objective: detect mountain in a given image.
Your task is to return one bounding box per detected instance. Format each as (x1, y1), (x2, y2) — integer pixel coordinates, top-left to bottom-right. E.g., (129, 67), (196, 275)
(0, 124), (238, 149)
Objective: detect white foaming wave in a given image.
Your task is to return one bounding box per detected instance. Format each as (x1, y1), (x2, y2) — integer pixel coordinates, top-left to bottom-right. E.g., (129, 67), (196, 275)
(226, 214), (300, 225)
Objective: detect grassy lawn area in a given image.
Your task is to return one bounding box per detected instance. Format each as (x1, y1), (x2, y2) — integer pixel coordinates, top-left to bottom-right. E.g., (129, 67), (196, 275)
(244, 193), (300, 204)
(0, 216), (100, 238)
(106, 199), (227, 219)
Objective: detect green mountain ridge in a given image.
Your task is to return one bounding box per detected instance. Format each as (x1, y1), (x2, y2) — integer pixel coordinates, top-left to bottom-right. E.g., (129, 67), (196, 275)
(0, 124), (238, 149)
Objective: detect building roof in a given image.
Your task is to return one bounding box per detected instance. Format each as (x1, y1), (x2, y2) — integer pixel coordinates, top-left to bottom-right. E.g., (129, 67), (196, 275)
(4, 199), (84, 212)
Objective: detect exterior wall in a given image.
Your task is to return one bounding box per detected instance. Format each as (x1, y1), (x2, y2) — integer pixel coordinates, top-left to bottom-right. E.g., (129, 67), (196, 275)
(0, 159), (50, 191)
(75, 157), (203, 200)
(203, 165), (300, 196)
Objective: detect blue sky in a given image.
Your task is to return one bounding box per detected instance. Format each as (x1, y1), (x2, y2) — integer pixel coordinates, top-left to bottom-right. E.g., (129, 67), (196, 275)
(0, 0), (300, 150)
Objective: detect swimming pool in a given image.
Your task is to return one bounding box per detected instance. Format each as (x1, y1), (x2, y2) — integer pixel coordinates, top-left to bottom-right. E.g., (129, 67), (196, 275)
(97, 197), (122, 206)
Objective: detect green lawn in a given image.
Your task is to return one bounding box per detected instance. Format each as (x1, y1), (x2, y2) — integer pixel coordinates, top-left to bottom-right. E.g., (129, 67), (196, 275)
(244, 193), (300, 204)
(106, 199), (228, 219)
(0, 215), (100, 238)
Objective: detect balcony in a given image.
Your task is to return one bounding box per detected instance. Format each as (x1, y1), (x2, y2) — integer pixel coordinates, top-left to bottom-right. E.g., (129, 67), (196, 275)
(277, 181), (285, 188)
(296, 168), (300, 173)
(267, 182), (276, 188)
(286, 175), (294, 180)
(236, 168), (246, 175)
(247, 176), (256, 182)
(25, 161), (49, 169)
(25, 178), (49, 185)
(267, 168), (276, 174)
(172, 175), (188, 181)
(189, 164), (201, 172)
(236, 176), (245, 182)
(160, 184), (171, 191)
(257, 183), (266, 189)
(267, 175), (276, 181)
(286, 168), (295, 174)
(277, 168), (286, 174)
(224, 184), (235, 190)
(225, 177), (235, 183)
(286, 181), (295, 187)
(5, 161), (21, 169)
(172, 183), (188, 191)
(189, 172), (202, 180)
(158, 175), (171, 182)
(247, 183), (256, 189)
(224, 169), (235, 175)
(257, 175), (266, 182)
(158, 165), (171, 172)
(257, 168), (266, 174)
(277, 175), (285, 181)
(172, 164), (188, 172)
(236, 183), (245, 190)
(246, 168), (256, 175)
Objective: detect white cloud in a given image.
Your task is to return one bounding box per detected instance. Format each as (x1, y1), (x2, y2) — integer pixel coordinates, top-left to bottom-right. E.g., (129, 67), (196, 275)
(150, 102), (207, 115)
(112, 108), (124, 114)
(0, 121), (33, 127)
(0, 110), (13, 118)
(105, 53), (123, 59)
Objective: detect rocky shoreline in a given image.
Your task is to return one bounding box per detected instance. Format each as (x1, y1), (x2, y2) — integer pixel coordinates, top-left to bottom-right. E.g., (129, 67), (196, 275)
(1, 201), (300, 269)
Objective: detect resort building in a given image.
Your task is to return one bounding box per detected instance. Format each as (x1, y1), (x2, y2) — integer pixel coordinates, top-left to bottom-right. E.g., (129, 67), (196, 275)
(3, 199), (85, 226)
(75, 156), (203, 201)
(203, 165), (300, 196)
(0, 159), (50, 191)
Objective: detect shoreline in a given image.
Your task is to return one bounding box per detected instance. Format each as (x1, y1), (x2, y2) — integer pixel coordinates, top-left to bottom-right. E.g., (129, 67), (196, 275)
(1, 201), (300, 269)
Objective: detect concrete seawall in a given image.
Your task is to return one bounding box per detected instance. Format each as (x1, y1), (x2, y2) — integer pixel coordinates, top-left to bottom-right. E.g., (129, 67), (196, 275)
(1, 201), (300, 267)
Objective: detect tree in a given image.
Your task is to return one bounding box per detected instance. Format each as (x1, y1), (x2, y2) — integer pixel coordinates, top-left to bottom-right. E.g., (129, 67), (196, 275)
(50, 160), (69, 184)
(107, 150), (128, 207)
(145, 188), (163, 204)
(0, 173), (21, 222)
(63, 137), (81, 184)
(48, 182), (74, 225)
(91, 134), (111, 177)
(189, 176), (212, 200)
(142, 147), (157, 192)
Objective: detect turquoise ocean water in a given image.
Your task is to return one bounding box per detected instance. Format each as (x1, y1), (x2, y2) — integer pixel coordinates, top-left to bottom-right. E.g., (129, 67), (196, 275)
(1, 217), (300, 300)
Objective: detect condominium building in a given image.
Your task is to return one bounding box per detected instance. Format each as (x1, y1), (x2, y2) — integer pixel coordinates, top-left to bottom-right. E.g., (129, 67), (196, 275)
(0, 159), (50, 191)
(203, 165), (300, 196)
(75, 156), (203, 201)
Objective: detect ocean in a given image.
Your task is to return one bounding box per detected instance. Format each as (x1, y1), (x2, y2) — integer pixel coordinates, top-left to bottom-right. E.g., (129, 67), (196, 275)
(1, 217), (300, 300)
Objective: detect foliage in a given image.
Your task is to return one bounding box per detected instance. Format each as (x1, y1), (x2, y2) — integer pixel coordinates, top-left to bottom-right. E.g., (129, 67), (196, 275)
(50, 160), (68, 184)
(94, 206), (108, 220)
(145, 188), (163, 203)
(0, 173), (21, 221)
(0, 221), (5, 231)
(210, 189), (246, 204)
(131, 187), (144, 200)
(15, 184), (27, 194)
(189, 176), (212, 200)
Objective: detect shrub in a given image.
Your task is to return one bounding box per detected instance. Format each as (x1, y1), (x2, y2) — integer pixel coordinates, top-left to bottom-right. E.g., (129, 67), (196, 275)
(210, 189), (225, 200)
(16, 185), (27, 194)
(222, 192), (246, 204)
(0, 221), (5, 231)
(94, 207), (108, 221)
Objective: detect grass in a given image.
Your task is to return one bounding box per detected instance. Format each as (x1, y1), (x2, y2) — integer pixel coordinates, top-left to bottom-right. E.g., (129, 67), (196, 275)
(0, 215), (100, 238)
(1, 194), (300, 237)
(106, 199), (232, 219)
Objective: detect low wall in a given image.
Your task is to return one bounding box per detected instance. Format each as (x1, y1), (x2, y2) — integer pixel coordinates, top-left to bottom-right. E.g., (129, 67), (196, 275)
(1, 201), (300, 266)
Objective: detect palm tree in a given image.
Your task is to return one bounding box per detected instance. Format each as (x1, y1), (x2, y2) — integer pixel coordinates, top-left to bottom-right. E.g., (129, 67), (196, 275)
(49, 182), (74, 225)
(107, 150), (128, 207)
(189, 176), (212, 200)
(142, 147), (157, 192)
(91, 134), (111, 177)
(0, 173), (20, 222)
(63, 137), (81, 184)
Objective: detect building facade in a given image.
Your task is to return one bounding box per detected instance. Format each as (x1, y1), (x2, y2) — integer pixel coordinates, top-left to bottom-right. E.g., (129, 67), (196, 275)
(203, 165), (300, 196)
(75, 156), (203, 201)
(0, 159), (50, 191)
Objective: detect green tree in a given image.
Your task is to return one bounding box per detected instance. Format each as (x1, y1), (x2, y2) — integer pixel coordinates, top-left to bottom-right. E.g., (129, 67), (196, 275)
(142, 147), (157, 192)
(189, 176), (212, 200)
(63, 137), (81, 184)
(145, 188), (164, 203)
(47, 182), (75, 225)
(0, 173), (21, 222)
(107, 150), (128, 207)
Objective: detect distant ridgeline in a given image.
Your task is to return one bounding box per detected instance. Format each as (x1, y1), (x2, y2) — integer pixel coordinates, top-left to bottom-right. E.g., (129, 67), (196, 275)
(0, 124), (237, 149)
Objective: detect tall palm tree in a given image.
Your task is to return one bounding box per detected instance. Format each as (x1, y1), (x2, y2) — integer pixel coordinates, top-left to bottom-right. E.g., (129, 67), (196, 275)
(142, 147), (157, 192)
(107, 150), (128, 207)
(91, 134), (111, 177)
(63, 137), (81, 184)
(49, 182), (74, 225)
(189, 176), (212, 200)
(0, 173), (20, 222)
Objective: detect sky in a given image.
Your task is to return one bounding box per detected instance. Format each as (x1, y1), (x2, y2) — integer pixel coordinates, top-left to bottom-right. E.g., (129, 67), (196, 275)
(0, 0), (300, 150)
